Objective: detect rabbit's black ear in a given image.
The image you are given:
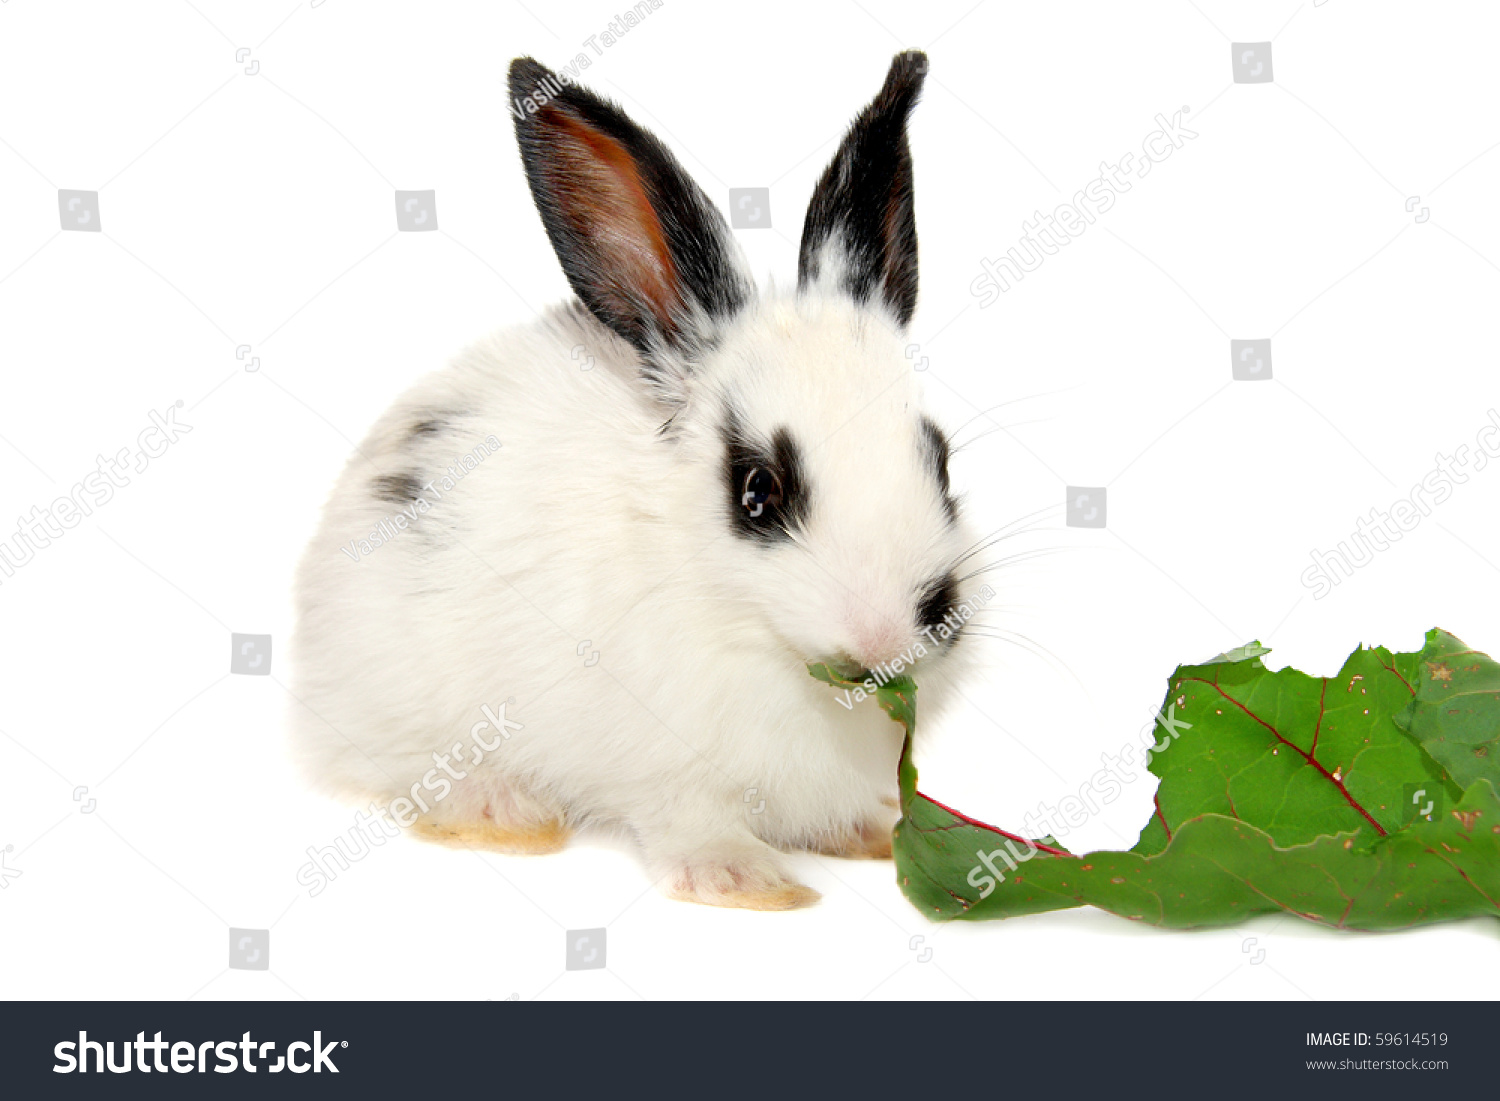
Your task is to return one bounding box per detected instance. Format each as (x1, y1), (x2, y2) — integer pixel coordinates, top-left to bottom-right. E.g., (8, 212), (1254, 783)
(509, 58), (752, 367)
(798, 51), (926, 327)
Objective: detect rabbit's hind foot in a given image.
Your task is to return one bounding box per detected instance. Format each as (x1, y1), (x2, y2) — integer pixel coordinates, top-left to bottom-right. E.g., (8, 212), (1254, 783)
(412, 815), (570, 855)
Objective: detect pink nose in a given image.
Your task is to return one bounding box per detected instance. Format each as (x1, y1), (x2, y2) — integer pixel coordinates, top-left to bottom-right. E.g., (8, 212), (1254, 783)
(847, 621), (906, 670)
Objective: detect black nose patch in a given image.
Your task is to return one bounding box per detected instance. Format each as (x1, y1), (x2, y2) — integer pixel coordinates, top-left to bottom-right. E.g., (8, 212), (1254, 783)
(917, 572), (960, 635)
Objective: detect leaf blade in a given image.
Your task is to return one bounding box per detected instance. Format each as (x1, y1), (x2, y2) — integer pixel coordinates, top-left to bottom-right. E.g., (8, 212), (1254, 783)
(815, 629), (1500, 931)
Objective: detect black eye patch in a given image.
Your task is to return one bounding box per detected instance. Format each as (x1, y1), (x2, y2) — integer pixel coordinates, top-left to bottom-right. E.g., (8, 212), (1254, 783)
(919, 416), (958, 524)
(722, 408), (807, 543)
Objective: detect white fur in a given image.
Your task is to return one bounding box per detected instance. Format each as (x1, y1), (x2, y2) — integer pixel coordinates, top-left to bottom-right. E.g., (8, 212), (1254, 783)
(290, 275), (983, 904)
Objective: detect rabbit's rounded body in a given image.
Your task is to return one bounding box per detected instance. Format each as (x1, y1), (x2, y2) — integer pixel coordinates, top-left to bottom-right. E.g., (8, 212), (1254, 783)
(293, 301), (949, 900)
(293, 51), (984, 908)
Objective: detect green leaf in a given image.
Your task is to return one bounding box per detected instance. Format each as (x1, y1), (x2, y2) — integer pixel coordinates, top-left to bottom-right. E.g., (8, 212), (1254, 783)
(814, 630), (1500, 930)
(1394, 628), (1500, 792)
(896, 765), (1500, 929)
(1201, 641), (1273, 664)
(1142, 641), (1449, 849)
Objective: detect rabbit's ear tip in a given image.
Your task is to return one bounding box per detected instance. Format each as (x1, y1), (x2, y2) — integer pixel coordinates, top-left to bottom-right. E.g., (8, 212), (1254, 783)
(888, 50), (929, 83)
(796, 51), (926, 326)
(871, 51), (928, 115)
(508, 56), (551, 89)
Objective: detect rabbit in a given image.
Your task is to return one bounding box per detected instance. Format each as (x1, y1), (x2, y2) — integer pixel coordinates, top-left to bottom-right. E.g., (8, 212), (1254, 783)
(290, 49), (990, 910)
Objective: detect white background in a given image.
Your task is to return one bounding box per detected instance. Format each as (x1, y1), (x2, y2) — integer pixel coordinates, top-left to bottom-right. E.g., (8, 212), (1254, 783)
(2, 0), (1498, 1001)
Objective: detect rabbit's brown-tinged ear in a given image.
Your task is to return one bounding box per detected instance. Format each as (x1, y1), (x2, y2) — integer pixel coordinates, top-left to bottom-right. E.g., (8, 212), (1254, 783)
(509, 57), (752, 366)
(798, 50), (926, 328)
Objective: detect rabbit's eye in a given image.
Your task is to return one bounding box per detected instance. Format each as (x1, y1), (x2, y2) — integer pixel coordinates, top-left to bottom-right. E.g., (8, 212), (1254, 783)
(722, 413), (804, 543)
(740, 466), (783, 521)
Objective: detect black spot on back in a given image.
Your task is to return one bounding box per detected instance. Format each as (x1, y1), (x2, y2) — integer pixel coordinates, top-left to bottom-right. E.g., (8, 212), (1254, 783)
(407, 417), (447, 440)
(371, 473), (423, 504)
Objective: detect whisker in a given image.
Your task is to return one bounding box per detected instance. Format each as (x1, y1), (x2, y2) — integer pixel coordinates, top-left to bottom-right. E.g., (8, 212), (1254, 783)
(952, 526), (1066, 570)
(943, 386), (1077, 442)
(950, 417), (1055, 454)
(956, 547), (1066, 583)
(962, 625), (1090, 696)
(950, 504), (1062, 567)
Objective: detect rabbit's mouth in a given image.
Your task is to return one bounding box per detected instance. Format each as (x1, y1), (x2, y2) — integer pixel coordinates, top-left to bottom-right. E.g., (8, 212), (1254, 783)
(819, 645), (941, 686)
(824, 658), (873, 683)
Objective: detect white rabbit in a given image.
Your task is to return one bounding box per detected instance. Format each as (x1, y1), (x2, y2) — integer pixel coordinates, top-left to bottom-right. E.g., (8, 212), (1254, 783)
(290, 50), (990, 910)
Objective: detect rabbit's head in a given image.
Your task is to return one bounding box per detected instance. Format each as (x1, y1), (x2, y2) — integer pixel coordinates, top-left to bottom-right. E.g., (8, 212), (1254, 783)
(511, 51), (983, 677)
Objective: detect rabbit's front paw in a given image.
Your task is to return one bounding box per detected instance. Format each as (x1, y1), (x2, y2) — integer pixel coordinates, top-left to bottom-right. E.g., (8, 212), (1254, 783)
(663, 851), (820, 911)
